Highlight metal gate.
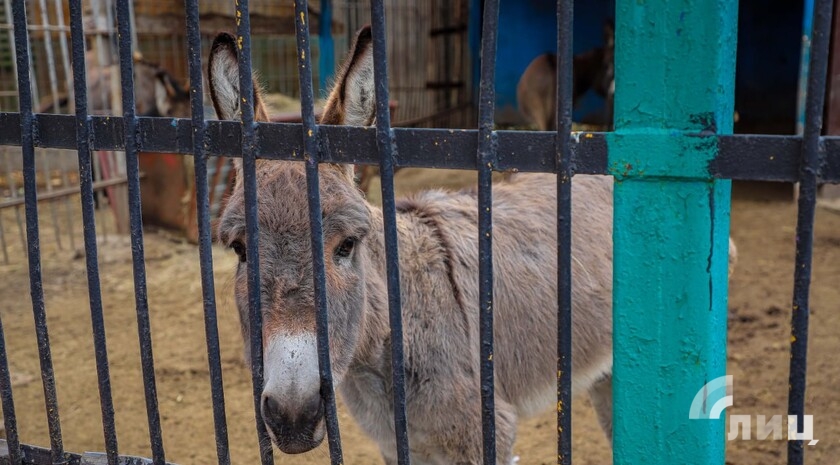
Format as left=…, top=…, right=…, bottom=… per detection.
left=0, top=0, right=838, bottom=464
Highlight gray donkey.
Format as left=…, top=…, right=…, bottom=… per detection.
left=210, top=26, right=733, bottom=464
left=37, top=50, right=191, bottom=118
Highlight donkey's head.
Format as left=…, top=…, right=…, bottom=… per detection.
left=153, top=69, right=191, bottom=118
left=209, top=27, right=377, bottom=454
left=133, top=58, right=192, bottom=118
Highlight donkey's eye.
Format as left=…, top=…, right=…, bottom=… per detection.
left=335, top=237, right=357, bottom=259
left=230, top=240, right=247, bottom=263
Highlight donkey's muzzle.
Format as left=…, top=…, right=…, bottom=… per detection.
left=262, top=392, right=326, bottom=454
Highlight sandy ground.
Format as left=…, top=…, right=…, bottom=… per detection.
left=0, top=170, right=838, bottom=465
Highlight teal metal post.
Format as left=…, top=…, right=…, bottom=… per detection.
left=318, top=0, right=334, bottom=98
left=609, top=1, right=737, bottom=464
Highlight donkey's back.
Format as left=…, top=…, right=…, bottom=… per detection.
left=385, top=173, right=614, bottom=461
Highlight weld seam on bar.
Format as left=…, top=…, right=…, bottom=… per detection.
left=787, top=0, right=833, bottom=463
left=183, top=2, right=231, bottom=465
left=68, top=1, right=119, bottom=464
left=555, top=0, right=575, bottom=463
left=293, top=1, right=345, bottom=461
left=233, top=3, right=274, bottom=465
left=475, top=0, right=500, bottom=463
left=0, top=313, right=22, bottom=465
left=369, top=2, right=410, bottom=463
left=115, top=2, right=165, bottom=464
left=10, top=1, right=66, bottom=463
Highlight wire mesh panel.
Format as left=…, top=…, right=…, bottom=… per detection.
left=0, top=1, right=836, bottom=465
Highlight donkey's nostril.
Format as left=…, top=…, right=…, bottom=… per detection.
left=261, top=394, right=283, bottom=421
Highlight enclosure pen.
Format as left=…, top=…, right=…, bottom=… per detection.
left=474, top=0, right=500, bottom=464
left=368, top=1, right=411, bottom=464
left=183, top=1, right=232, bottom=465
left=9, top=1, right=65, bottom=465
left=231, top=1, right=274, bottom=465
left=69, top=0, right=119, bottom=464
left=788, top=0, right=834, bottom=463
left=291, top=0, right=344, bottom=461
left=0, top=0, right=839, bottom=465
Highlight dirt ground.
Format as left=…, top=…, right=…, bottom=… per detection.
left=0, top=170, right=839, bottom=465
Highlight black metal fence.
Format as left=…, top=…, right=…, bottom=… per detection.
left=0, top=0, right=837, bottom=464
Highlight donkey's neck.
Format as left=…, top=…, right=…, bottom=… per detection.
left=352, top=204, right=417, bottom=371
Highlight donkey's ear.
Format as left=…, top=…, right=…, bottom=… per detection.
left=320, top=25, right=375, bottom=126
left=154, top=72, right=178, bottom=116
left=154, top=76, right=172, bottom=117
left=208, top=32, right=241, bottom=121
left=208, top=32, right=271, bottom=122
left=603, top=20, right=615, bottom=48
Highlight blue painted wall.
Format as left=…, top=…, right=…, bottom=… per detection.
left=478, top=0, right=615, bottom=124
left=735, top=0, right=804, bottom=134
left=472, top=0, right=805, bottom=131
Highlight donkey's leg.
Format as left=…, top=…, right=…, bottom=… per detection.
left=492, top=398, right=519, bottom=465
left=425, top=394, right=518, bottom=464
left=589, top=373, right=613, bottom=445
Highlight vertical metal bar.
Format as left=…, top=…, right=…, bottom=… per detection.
left=788, top=0, right=833, bottom=463
left=9, top=0, right=66, bottom=463
left=0, top=313, right=21, bottom=465
left=127, top=0, right=137, bottom=57
left=368, top=1, right=410, bottom=463
left=2, top=148, right=26, bottom=251
left=49, top=0, right=78, bottom=253
left=233, top=2, right=274, bottom=465
left=88, top=0, right=111, bottom=225
left=0, top=211, right=8, bottom=263
left=40, top=150, right=64, bottom=250
left=293, top=1, right=344, bottom=462
left=555, top=1, right=574, bottom=463
left=53, top=0, right=74, bottom=109
left=68, top=1, right=119, bottom=464
left=184, top=2, right=232, bottom=465
left=36, top=0, right=65, bottom=252
left=610, top=1, right=737, bottom=464
left=37, top=0, right=60, bottom=115
left=475, top=0, right=499, bottom=463
left=114, top=1, right=165, bottom=464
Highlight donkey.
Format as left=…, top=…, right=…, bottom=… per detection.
left=211, top=26, right=735, bottom=464
left=37, top=50, right=191, bottom=118
left=517, top=21, right=615, bottom=131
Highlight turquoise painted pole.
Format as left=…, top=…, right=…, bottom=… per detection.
left=609, top=1, right=737, bottom=464
left=318, top=0, right=334, bottom=98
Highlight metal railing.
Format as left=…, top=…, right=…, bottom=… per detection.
left=0, top=0, right=837, bottom=464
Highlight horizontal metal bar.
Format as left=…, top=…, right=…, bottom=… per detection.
left=0, top=441, right=181, bottom=465
left=0, top=176, right=139, bottom=209
left=1, top=114, right=839, bottom=181
left=0, top=440, right=77, bottom=465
